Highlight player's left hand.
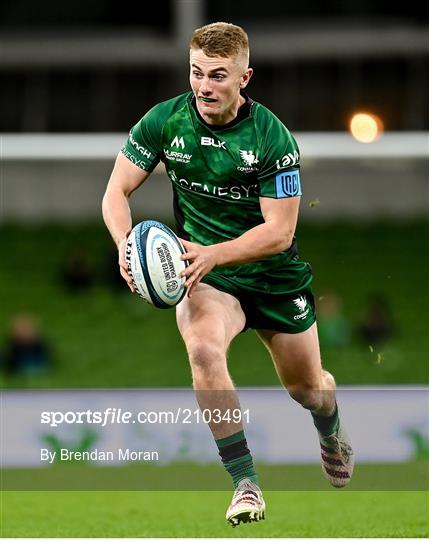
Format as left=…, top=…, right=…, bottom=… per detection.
left=179, top=239, right=219, bottom=297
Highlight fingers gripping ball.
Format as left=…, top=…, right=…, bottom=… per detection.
left=125, top=221, right=188, bottom=308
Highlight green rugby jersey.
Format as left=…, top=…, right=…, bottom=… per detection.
left=122, top=91, right=302, bottom=276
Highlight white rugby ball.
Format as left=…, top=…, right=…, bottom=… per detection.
left=125, top=220, right=188, bottom=308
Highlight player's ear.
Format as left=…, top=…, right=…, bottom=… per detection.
left=240, top=68, right=253, bottom=89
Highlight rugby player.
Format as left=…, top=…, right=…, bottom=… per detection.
left=102, top=22, right=354, bottom=527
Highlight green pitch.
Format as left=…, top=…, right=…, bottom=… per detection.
left=2, top=490, right=427, bottom=537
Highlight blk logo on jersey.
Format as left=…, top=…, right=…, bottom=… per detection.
left=275, top=170, right=302, bottom=198
left=201, top=137, right=226, bottom=149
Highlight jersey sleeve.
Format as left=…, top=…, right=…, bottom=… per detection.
left=121, top=104, right=164, bottom=172
left=256, top=107, right=302, bottom=199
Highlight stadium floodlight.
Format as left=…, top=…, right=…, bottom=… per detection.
left=349, top=112, right=384, bottom=143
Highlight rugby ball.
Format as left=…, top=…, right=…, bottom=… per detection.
left=125, top=220, right=188, bottom=308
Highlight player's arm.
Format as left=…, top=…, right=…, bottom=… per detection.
left=216, top=195, right=299, bottom=264
left=181, top=195, right=300, bottom=296
left=102, top=152, right=151, bottom=291
left=213, top=111, right=302, bottom=264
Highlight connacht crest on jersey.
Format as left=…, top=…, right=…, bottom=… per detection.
left=239, top=150, right=259, bottom=167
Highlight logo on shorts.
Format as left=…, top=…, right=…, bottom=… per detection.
left=293, top=295, right=310, bottom=320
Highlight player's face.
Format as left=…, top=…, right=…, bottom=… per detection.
left=189, top=48, right=253, bottom=125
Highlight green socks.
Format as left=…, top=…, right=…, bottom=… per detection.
left=216, top=430, right=258, bottom=487
left=311, top=402, right=340, bottom=436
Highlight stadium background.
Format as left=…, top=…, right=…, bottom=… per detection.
left=1, top=0, right=428, bottom=537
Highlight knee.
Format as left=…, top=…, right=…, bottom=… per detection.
left=287, top=383, right=324, bottom=411
left=321, top=369, right=336, bottom=391
left=186, top=338, right=225, bottom=379
left=187, top=338, right=223, bottom=366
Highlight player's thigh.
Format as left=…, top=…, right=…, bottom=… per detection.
left=257, top=321, right=324, bottom=387
left=176, top=282, right=246, bottom=354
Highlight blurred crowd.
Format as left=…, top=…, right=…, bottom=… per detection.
left=0, top=245, right=397, bottom=381
left=1, top=313, right=52, bottom=377
left=0, top=246, right=123, bottom=381
left=317, top=290, right=395, bottom=349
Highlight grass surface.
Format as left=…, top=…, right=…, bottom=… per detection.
left=2, top=490, right=428, bottom=537
left=3, top=462, right=428, bottom=491
left=0, top=220, right=428, bottom=387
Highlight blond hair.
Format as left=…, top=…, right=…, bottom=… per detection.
left=190, top=22, right=249, bottom=62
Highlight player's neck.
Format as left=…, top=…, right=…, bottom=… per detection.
left=197, top=94, right=246, bottom=126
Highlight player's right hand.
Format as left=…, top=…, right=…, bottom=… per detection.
left=118, top=233, right=135, bottom=293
